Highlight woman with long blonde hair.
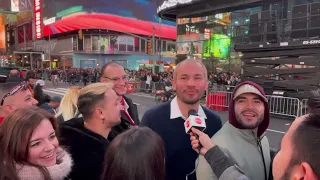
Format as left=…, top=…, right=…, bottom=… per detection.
left=55, top=86, right=82, bottom=122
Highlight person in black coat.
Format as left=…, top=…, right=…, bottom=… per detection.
left=59, top=83, right=122, bottom=180
left=6, top=69, right=24, bottom=83
left=100, top=62, right=140, bottom=140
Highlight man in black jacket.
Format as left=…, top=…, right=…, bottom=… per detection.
left=100, top=62, right=139, bottom=140
left=6, top=69, right=24, bottom=83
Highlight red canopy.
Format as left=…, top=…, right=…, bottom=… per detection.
left=43, top=13, right=176, bottom=40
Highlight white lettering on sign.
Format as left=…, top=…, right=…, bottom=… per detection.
left=204, top=28, right=211, bottom=40
left=302, top=40, right=320, bottom=45
left=43, top=17, right=56, bottom=25
left=34, top=0, right=42, bottom=39
left=157, top=0, right=193, bottom=13
left=186, top=24, right=199, bottom=33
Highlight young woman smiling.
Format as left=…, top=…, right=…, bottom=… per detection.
left=0, top=107, right=72, bottom=180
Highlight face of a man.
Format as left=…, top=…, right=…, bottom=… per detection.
left=272, top=118, right=303, bottom=180
left=172, top=62, right=208, bottom=105
left=51, top=102, right=60, bottom=109
left=101, top=89, right=122, bottom=126
left=101, top=66, right=128, bottom=96
left=28, top=78, right=36, bottom=86
left=234, top=93, right=265, bottom=129
left=5, top=89, right=38, bottom=113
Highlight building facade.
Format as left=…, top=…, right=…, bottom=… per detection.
left=2, top=0, right=177, bottom=71
left=158, top=0, right=320, bottom=72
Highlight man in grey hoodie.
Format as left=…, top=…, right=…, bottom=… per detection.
left=190, top=113, right=320, bottom=180
left=197, top=81, right=271, bottom=180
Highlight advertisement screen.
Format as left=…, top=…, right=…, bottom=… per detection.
left=203, top=34, right=231, bottom=58
left=42, top=0, right=175, bottom=26
left=0, top=15, right=5, bottom=52
left=177, top=34, right=202, bottom=55
left=11, top=0, right=33, bottom=12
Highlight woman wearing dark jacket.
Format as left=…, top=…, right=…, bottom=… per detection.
left=190, top=128, right=250, bottom=180
left=34, top=80, right=50, bottom=106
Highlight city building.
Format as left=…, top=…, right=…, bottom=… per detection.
left=38, top=13, right=176, bottom=70
left=1, top=0, right=177, bottom=71
left=158, top=0, right=320, bottom=98
left=157, top=0, right=320, bottom=72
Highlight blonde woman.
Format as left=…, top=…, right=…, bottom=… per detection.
left=55, top=86, right=82, bottom=122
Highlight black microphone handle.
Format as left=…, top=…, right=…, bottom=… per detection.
left=194, top=134, right=203, bottom=153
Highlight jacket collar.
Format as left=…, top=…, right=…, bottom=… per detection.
left=170, top=96, right=207, bottom=120
left=226, top=122, right=263, bottom=143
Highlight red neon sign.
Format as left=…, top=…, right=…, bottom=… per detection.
left=34, top=0, right=42, bottom=39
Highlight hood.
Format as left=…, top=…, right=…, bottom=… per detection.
left=229, top=81, right=270, bottom=137
left=59, top=117, right=109, bottom=151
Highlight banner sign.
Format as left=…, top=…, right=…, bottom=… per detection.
left=34, top=0, right=42, bottom=39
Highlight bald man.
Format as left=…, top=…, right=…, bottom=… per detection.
left=100, top=62, right=139, bottom=140
left=141, top=59, right=222, bottom=180
left=6, top=69, right=24, bottom=83
left=0, top=82, right=38, bottom=123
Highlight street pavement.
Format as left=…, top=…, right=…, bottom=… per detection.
left=43, top=81, right=293, bottom=150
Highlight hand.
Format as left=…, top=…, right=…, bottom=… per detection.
left=190, top=128, right=215, bottom=155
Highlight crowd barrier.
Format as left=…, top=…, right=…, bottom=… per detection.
left=206, top=90, right=309, bottom=118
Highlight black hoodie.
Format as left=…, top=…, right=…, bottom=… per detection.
left=59, top=117, right=110, bottom=180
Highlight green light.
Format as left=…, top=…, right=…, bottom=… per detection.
left=56, top=6, right=83, bottom=18
left=203, top=34, right=231, bottom=58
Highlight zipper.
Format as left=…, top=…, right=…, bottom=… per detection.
left=252, top=131, right=267, bottom=180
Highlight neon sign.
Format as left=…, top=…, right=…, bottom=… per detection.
left=34, top=0, right=42, bottom=39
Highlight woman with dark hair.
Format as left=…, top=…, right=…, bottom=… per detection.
left=34, top=80, right=50, bottom=106
left=101, top=126, right=166, bottom=180
left=0, top=107, right=72, bottom=180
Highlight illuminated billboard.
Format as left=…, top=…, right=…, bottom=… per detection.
left=0, top=14, right=5, bottom=52
left=11, top=0, right=33, bottom=12
left=34, top=0, right=42, bottom=39
left=41, top=0, right=175, bottom=26
left=203, top=34, right=231, bottom=58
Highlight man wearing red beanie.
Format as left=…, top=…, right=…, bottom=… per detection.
left=197, top=81, right=271, bottom=180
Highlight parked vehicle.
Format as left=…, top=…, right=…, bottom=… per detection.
left=0, top=67, right=20, bottom=83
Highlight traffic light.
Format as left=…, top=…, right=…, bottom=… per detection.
left=78, top=29, right=83, bottom=40
left=147, top=39, right=153, bottom=55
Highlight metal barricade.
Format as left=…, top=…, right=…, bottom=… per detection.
left=206, top=91, right=233, bottom=110
left=300, top=99, right=308, bottom=116
left=266, top=95, right=301, bottom=118
left=206, top=90, right=302, bottom=118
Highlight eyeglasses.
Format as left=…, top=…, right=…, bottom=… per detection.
left=1, top=81, right=28, bottom=106
left=103, top=74, right=129, bottom=82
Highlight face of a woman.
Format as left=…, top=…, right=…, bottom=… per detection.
left=27, top=119, right=59, bottom=167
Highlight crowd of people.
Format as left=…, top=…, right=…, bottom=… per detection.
left=0, top=59, right=319, bottom=180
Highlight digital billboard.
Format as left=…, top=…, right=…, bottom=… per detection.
left=203, top=34, right=231, bottom=58
left=0, top=14, right=5, bottom=52
left=42, top=0, right=175, bottom=26
left=11, top=0, right=33, bottom=12
left=34, top=0, right=43, bottom=39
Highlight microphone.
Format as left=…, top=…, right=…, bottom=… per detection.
left=184, top=109, right=206, bottom=152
